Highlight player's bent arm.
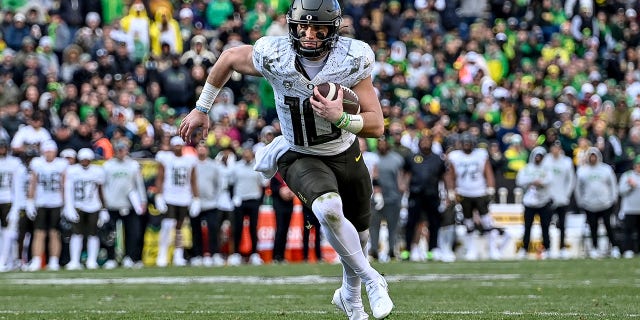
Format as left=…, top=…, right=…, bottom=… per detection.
left=483, top=160, right=495, bottom=189
left=28, top=171, right=36, bottom=199
left=190, top=167, right=199, bottom=198
left=445, top=163, right=457, bottom=200
left=352, top=76, right=384, bottom=138
left=205, top=45, right=261, bottom=87
left=155, top=163, right=165, bottom=194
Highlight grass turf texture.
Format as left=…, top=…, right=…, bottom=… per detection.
left=0, top=259, right=638, bottom=319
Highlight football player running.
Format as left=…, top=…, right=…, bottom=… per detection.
left=179, top=0, right=393, bottom=318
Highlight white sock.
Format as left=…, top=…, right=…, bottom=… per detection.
left=158, top=219, right=177, bottom=264
left=87, top=236, right=100, bottom=265
left=438, top=225, right=455, bottom=253
left=69, top=234, right=83, bottom=265
left=341, top=230, right=370, bottom=300
left=173, top=247, right=184, bottom=262
left=0, top=228, right=17, bottom=266
left=48, top=256, right=59, bottom=267
left=312, top=193, right=378, bottom=283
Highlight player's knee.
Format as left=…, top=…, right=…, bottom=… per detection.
left=311, top=192, right=344, bottom=226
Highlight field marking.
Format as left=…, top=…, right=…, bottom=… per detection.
left=4, top=274, right=520, bottom=285
left=0, top=309, right=638, bottom=317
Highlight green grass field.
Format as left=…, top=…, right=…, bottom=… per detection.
left=0, top=259, right=639, bottom=320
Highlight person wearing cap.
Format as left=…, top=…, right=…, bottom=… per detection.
left=154, top=136, right=199, bottom=267
left=541, top=140, right=576, bottom=259
left=24, top=140, right=68, bottom=271
left=10, top=111, right=52, bottom=156
left=4, top=12, right=30, bottom=51
left=102, top=140, right=147, bottom=269
left=63, top=148, right=109, bottom=270
left=575, top=147, right=620, bottom=259
left=618, top=155, right=640, bottom=259
left=0, top=138, right=27, bottom=271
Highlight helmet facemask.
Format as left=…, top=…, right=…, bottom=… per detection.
left=287, top=0, right=342, bottom=59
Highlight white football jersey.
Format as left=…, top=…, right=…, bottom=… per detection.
left=448, top=148, right=489, bottom=198
left=252, top=36, right=375, bottom=155
left=30, top=157, right=68, bottom=207
left=157, top=153, right=197, bottom=206
left=65, top=164, right=105, bottom=212
left=0, top=155, right=26, bottom=204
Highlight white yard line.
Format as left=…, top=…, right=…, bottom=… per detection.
left=0, top=310, right=638, bottom=317
left=5, top=274, right=520, bottom=285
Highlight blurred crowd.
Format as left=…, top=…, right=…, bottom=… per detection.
left=1, top=0, right=640, bottom=268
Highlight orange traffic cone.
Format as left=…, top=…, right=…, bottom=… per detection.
left=257, top=203, right=276, bottom=264
left=285, top=197, right=304, bottom=262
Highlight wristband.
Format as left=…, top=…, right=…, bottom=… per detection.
left=195, top=105, right=209, bottom=114
left=195, top=82, right=221, bottom=113
left=340, top=114, right=363, bottom=134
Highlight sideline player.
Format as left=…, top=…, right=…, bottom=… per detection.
left=446, top=132, right=499, bottom=260
left=179, top=1, right=393, bottom=318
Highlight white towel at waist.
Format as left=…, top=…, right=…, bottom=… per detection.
left=253, top=135, right=291, bottom=179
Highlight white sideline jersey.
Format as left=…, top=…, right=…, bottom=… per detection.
left=448, top=148, right=489, bottom=198
left=30, top=157, right=68, bottom=208
left=252, top=36, right=375, bottom=155
left=157, top=153, right=197, bottom=206
left=102, top=158, right=146, bottom=210
left=0, top=155, right=26, bottom=204
left=65, top=164, right=105, bottom=213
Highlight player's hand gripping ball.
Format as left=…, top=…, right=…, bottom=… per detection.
left=315, top=82, right=360, bottom=114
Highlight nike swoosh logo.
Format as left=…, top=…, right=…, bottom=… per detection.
left=355, top=152, right=362, bottom=162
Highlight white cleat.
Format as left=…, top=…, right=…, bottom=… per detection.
left=85, top=261, right=99, bottom=270
left=173, top=257, right=188, bottom=267
left=190, top=256, right=203, bottom=267
left=249, top=253, right=263, bottom=266
left=365, top=276, right=393, bottom=319
left=212, top=253, right=226, bottom=267
left=103, top=260, right=118, bottom=270
left=65, top=261, right=83, bottom=271
left=610, top=246, right=621, bottom=259
left=122, top=257, right=135, bottom=269
left=46, top=262, right=60, bottom=271
left=227, top=253, right=242, bottom=266
left=332, top=288, right=369, bottom=320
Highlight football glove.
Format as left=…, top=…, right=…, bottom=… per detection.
left=25, top=199, right=37, bottom=221
left=155, top=194, right=168, bottom=213
left=63, top=205, right=79, bottom=223
left=373, top=192, right=384, bottom=211
left=97, top=209, right=110, bottom=228
left=7, top=205, right=19, bottom=226
left=189, top=198, right=201, bottom=218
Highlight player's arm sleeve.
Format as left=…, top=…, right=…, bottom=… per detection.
left=12, top=164, right=26, bottom=208
left=134, top=163, right=146, bottom=203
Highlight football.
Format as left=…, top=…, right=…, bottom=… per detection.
left=315, top=82, right=360, bottom=114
